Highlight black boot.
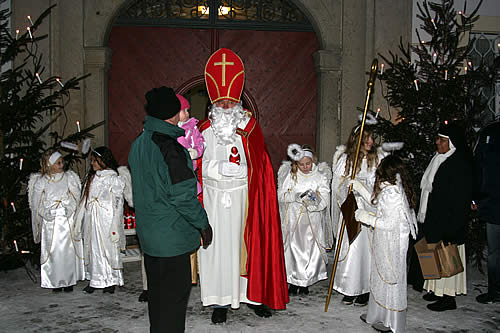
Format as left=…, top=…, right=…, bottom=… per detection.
left=211, top=308, right=228, bottom=324
left=427, top=295, right=456, bottom=311
left=138, top=290, right=148, bottom=302
left=298, top=286, right=309, bottom=295
left=354, top=293, right=369, bottom=306
left=247, top=304, right=272, bottom=318
left=342, top=295, right=355, bottom=305
left=83, top=285, right=95, bottom=294
left=103, top=286, right=115, bottom=294
left=63, top=286, right=73, bottom=292
left=423, top=291, right=440, bottom=302
left=52, top=288, right=62, bottom=293
left=288, top=284, right=298, bottom=295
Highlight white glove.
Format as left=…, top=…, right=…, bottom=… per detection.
left=110, top=230, right=120, bottom=243
left=348, top=179, right=372, bottom=202
left=50, top=207, right=66, bottom=217
left=218, top=161, right=247, bottom=178
left=188, top=148, right=198, bottom=160
left=355, top=209, right=376, bottom=226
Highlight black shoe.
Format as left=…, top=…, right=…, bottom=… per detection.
left=288, top=284, right=298, bottom=295
left=63, top=286, right=73, bottom=292
left=211, top=308, right=228, bottom=324
left=427, top=295, right=456, bottom=312
left=476, top=293, right=500, bottom=304
left=247, top=304, right=272, bottom=318
left=360, top=313, right=367, bottom=323
left=372, top=322, right=392, bottom=332
left=423, top=291, right=440, bottom=302
left=138, top=290, right=148, bottom=302
left=52, top=288, right=62, bottom=293
left=103, top=286, right=115, bottom=294
left=298, top=287, right=309, bottom=295
left=83, top=285, right=95, bottom=294
left=354, top=293, right=369, bottom=306
left=342, top=295, right=355, bottom=305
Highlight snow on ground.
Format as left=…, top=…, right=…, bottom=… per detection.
left=0, top=258, right=498, bottom=332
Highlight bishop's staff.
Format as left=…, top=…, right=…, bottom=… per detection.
left=325, top=58, right=378, bottom=312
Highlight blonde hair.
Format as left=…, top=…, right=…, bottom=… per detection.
left=344, top=125, right=378, bottom=176
left=291, top=144, right=317, bottom=181
left=39, top=149, right=62, bottom=176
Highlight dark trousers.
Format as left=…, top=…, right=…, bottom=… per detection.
left=487, top=223, right=500, bottom=297
left=144, top=252, right=192, bottom=333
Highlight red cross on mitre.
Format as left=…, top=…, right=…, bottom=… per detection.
left=204, top=48, right=245, bottom=104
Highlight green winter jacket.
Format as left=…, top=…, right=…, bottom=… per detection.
left=128, top=115, right=209, bottom=257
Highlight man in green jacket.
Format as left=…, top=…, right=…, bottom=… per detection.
left=128, top=86, right=212, bottom=333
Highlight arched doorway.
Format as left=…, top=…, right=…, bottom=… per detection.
left=107, top=1, right=319, bottom=170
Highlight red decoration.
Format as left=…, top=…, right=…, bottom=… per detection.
left=229, top=146, right=241, bottom=165
left=204, top=48, right=245, bottom=103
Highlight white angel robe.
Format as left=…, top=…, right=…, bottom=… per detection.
left=363, top=182, right=418, bottom=333
left=28, top=170, right=84, bottom=289
left=331, top=146, right=386, bottom=296
left=277, top=162, right=333, bottom=287
left=81, top=169, right=125, bottom=288
left=197, top=124, right=257, bottom=308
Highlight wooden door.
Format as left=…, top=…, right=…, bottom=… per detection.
left=108, top=26, right=318, bottom=171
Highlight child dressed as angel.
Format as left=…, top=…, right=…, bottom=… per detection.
left=277, top=144, right=332, bottom=296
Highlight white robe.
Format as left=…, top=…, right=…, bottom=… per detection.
left=80, top=169, right=125, bottom=288
left=363, top=183, right=417, bottom=333
left=277, top=162, right=332, bottom=287
left=198, top=124, right=258, bottom=308
left=28, top=171, right=84, bottom=288
left=331, top=147, right=385, bottom=296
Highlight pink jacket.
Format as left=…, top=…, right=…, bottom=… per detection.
left=177, top=117, right=205, bottom=195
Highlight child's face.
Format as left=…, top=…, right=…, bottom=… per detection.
left=50, top=158, right=64, bottom=174
left=297, top=157, right=313, bottom=174
left=90, top=155, right=104, bottom=171
left=179, top=108, right=190, bottom=122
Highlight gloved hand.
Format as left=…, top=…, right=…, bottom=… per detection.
left=219, top=161, right=247, bottom=178
left=200, top=224, right=213, bottom=249
left=110, top=230, right=120, bottom=243
left=355, top=209, right=376, bottom=226
left=50, top=207, right=66, bottom=217
left=188, top=148, right=198, bottom=160
left=348, top=179, right=371, bottom=202
left=63, top=204, right=74, bottom=218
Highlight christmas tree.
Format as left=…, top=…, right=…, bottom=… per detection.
left=375, top=0, right=498, bottom=269
left=0, top=3, right=99, bottom=270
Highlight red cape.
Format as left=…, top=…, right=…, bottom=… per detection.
left=197, top=117, right=289, bottom=310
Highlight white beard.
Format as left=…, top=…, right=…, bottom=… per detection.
left=209, top=103, right=247, bottom=145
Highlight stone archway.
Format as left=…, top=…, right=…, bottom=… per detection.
left=82, top=0, right=342, bottom=162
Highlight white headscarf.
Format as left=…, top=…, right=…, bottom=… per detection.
left=417, top=135, right=456, bottom=222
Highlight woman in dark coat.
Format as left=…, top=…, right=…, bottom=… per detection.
left=417, top=121, right=473, bottom=312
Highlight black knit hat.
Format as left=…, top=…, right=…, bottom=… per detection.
left=438, top=121, right=466, bottom=150
left=145, top=86, right=181, bottom=120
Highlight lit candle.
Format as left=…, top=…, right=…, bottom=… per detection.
left=35, top=72, right=42, bottom=84
left=76, top=121, right=81, bottom=132
left=431, top=18, right=437, bottom=29
left=444, top=70, right=448, bottom=80
left=414, top=79, right=419, bottom=91
left=14, top=240, right=19, bottom=252
left=376, top=108, right=381, bottom=118
left=433, top=52, right=437, bottom=61
left=27, top=26, right=32, bottom=39
left=458, top=10, right=462, bottom=15
left=11, top=202, right=16, bottom=213
left=21, top=250, right=31, bottom=254
left=464, top=66, right=468, bottom=73
left=56, top=78, right=64, bottom=87
left=27, top=15, right=33, bottom=25
left=379, top=64, right=384, bottom=75
left=15, top=29, right=19, bottom=40
left=19, top=158, right=23, bottom=170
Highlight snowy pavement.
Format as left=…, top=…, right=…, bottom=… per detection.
left=0, top=258, right=499, bottom=332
